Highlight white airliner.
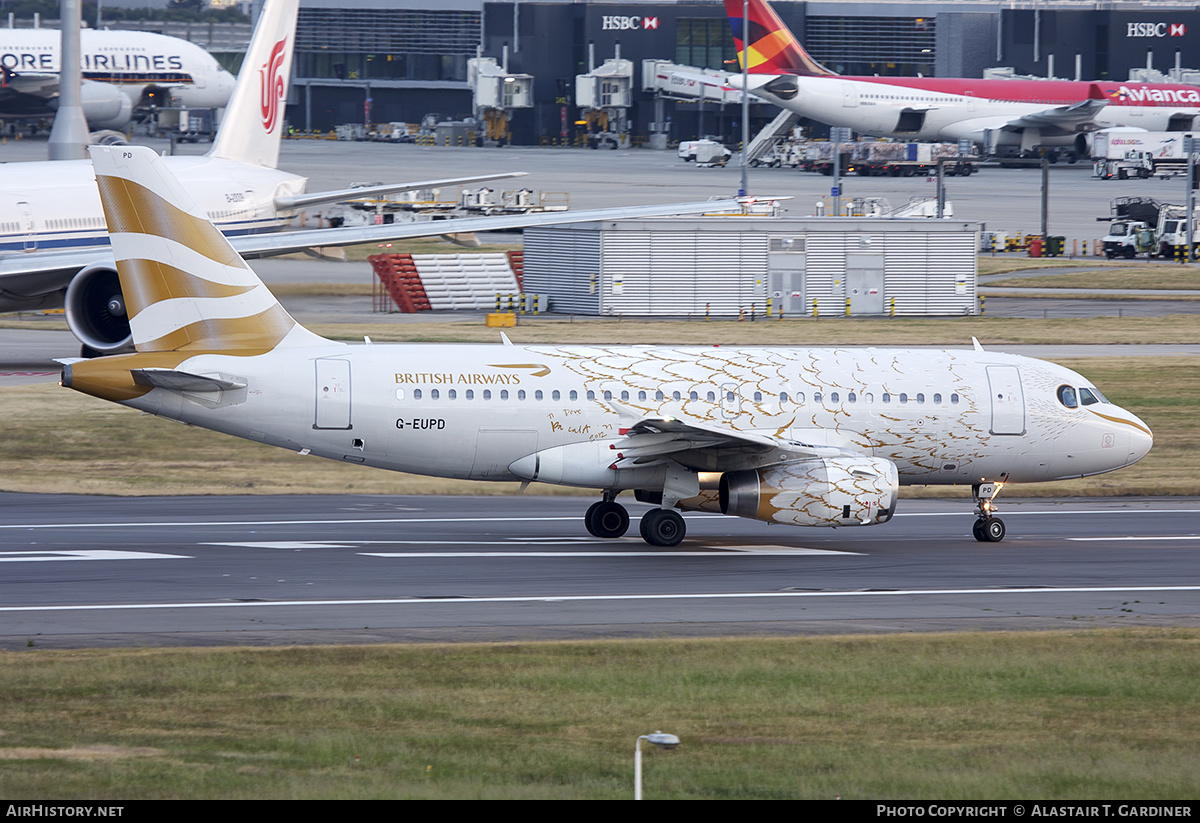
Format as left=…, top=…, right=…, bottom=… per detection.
left=62, top=143, right=1154, bottom=546
left=713, top=0, right=1200, bottom=154
left=0, top=25, right=235, bottom=128
left=0, top=0, right=737, bottom=356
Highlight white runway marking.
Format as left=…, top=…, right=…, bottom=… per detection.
left=0, top=550, right=189, bottom=563
left=2, top=585, right=1197, bottom=613
left=205, top=540, right=861, bottom=556
left=4, top=509, right=1200, bottom=531
left=1068, top=536, right=1200, bottom=542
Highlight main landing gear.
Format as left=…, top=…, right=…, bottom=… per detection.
left=972, top=480, right=1007, bottom=543
left=584, top=496, right=687, bottom=547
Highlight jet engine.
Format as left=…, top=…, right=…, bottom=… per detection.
left=78, top=81, right=135, bottom=130
left=64, top=263, right=133, bottom=355
left=719, top=456, right=898, bottom=527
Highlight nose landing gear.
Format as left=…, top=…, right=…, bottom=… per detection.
left=972, top=480, right=1007, bottom=543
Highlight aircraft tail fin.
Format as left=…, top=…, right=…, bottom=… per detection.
left=208, top=0, right=300, bottom=169
left=88, top=144, right=324, bottom=354
left=724, top=0, right=836, bottom=77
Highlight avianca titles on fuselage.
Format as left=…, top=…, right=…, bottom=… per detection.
left=725, top=0, right=1200, bottom=150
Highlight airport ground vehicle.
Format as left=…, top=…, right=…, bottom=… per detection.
left=1092, top=130, right=1188, bottom=179
left=1100, top=196, right=1200, bottom=258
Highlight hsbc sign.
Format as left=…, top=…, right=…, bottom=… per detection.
left=601, top=16, right=660, bottom=31
left=1126, top=22, right=1187, bottom=37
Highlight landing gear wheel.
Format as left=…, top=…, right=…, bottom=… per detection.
left=585, top=501, right=629, bottom=538
left=973, top=517, right=1006, bottom=543
left=639, top=509, right=686, bottom=547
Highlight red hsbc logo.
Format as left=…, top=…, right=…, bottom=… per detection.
left=1126, top=22, right=1187, bottom=37
left=601, top=16, right=659, bottom=31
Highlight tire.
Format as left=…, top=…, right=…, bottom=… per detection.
left=639, top=509, right=686, bottom=547
left=983, top=518, right=1006, bottom=543
left=1124, top=246, right=1136, bottom=259
left=585, top=501, right=629, bottom=539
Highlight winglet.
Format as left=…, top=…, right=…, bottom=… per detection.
left=1088, top=82, right=1108, bottom=101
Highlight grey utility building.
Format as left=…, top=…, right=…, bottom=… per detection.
left=523, top=217, right=980, bottom=318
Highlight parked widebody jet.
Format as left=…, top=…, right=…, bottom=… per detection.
left=1, top=0, right=736, bottom=356
left=0, top=25, right=235, bottom=128
left=719, top=0, right=1200, bottom=154
left=62, top=143, right=1154, bottom=546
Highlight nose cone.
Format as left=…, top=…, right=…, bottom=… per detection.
left=1126, top=412, right=1153, bottom=466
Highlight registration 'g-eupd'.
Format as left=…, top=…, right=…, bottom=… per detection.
left=63, top=147, right=1153, bottom=547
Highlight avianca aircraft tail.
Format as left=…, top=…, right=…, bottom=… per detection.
left=208, top=0, right=299, bottom=169
left=724, top=0, right=835, bottom=76
left=88, top=145, right=325, bottom=356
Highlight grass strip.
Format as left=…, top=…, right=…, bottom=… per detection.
left=0, top=631, right=1197, bottom=799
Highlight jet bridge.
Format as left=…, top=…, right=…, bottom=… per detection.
left=576, top=54, right=634, bottom=149
left=468, top=56, right=533, bottom=146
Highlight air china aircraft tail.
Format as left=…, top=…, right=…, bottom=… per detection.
left=208, top=0, right=299, bottom=170
left=724, top=0, right=835, bottom=76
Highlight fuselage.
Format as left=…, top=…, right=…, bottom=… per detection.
left=70, top=342, right=1153, bottom=491
left=746, top=74, right=1200, bottom=148
left=0, top=28, right=235, bottom=109
left=0, top=155, right=305, bottom=254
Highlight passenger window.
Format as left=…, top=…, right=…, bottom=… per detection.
left=586, top=390, right=595, bottom=400
left=882, top=393, right=890, bottom=403
left=570, top=390, right=578, bottom=401
left=448, top=389, right=456, bottom=400
left=830, top=392, right=839, bottom=403
left=706, top=391, right=716, bottom=402
left=395, top=389, right=405, bottom=400
left=483, top=390, right=492, bottom=400
left=535, top=390, right=543, bottom=400
left=753, top=391, right=763, bottom=402
left=552, top=390, right=560, bottom=401
left=933, top=393, right=942, bottom=404
left=672, top=391, right=682, bottom=401
left=848, top=392, right=856, bottom=403
left=620, top=391, right=629, bottom=401
left=951, top=393, right=960, bottom=404
left=689, top=391, right=698, bottom=401
left=1057, top=385, right=1078, bottom=408
left=518, top=390, right=526, bottom=400
left=500, top=390, right=509, bottom=400
left=413, top=389, right=422, bottom=400
left=430, top=389, right=439, bottom=400
left=814, top=392, right=822, bottom=403
left=466, top=389, right=474, bottom=400
left=655, top=391, right=664, bottom=401
left=780, top=391, right=789, bottom=403
left=604, top=390, right=612, bottom=401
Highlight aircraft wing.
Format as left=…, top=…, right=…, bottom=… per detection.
left=273, top=172, right=529, bottom=211
left=230, top=198, right=745, bottom=259
left=999, top=87, right=1109, bottom=134
left=605, top=400, right=858, bottom=473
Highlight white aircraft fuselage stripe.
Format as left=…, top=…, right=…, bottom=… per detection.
left=2, top=585, right=1198, bottom=613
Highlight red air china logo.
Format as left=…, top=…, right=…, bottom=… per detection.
left=1126, top=22, right=1187, bottom=37
left=601, top=16, right=659, bottom=31
left=259, top=37, right=287, bottom=133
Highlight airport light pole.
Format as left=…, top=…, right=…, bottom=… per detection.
left=739, top=0, right=749, bottom=197
left=1186, top=134, right=1195, bottom=261
left=634, top=731, right=680, bottom=800
left=47, top=0, right=90, bottom=160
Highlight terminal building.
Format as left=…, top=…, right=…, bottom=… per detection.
left=285, top=0, right=1200, bottom=142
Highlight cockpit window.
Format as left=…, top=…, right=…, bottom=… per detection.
left=1079, top=387, right=1102, bottom=406
left=1089, top=386, right=1109, bottom=404
left=1057, top=385, right=1078, bottom=408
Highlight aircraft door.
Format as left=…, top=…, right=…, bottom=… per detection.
left=986, top=365, right=1025, bottom=436
left=841, top=82, right=859, bottom=108
left=17, top=201, right=35, bottom=251
left=314, top=358, right=352, bottom=430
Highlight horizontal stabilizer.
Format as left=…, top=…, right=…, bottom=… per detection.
left=131, top=368, right=247, bottom=393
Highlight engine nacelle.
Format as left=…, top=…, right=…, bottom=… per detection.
left=79, top=82, right=134, bottom=130
left=719, top=457, right=898, bottom=527
left=64, top=263, right=134, bottom=355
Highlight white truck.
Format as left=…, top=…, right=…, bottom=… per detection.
left=1092, top=130, right=1188, bottom=179
left=1099, top=197, right=1200, bottom=258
